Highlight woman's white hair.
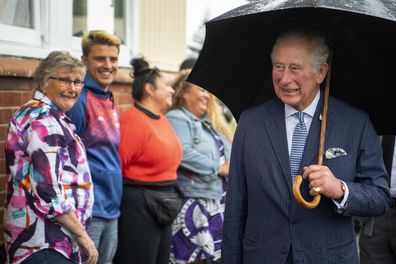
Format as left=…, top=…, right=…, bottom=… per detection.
left=34, top=50, right=85, bottom=91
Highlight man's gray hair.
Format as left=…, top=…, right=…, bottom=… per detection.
left=271, top=29, right=330, bottom=72
left=34, top=51, right=85, bottom=91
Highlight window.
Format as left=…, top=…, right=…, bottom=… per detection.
left=0, top=0, right=133, bottom=66
left=73, top=0, right=87, bottom=37
left=0, top=0, right=40, bottom=45
left=114, top=0, right=126, bottom=44
left=72, top=0, right=126, bottom=42
left=71, top=0, right=132, bottom=65
left=0, top=0, right=33, bottom=28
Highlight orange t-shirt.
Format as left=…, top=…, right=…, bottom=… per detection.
left=119, top=104, right=182, bottom=182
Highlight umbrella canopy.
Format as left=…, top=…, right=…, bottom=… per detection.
left=188, top=0, right=396, bottom=135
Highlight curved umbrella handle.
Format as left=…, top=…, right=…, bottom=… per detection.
left=292, top=55, right=332, bottom=209
left=292, top=175, right=321, bottom=209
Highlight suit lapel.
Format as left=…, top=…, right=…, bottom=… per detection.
left=265, top=99, right=293, bottom=193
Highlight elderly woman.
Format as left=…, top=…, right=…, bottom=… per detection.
left=167, top=73, right=232, bottom=264
left=4, top=51, right=97, bottom=264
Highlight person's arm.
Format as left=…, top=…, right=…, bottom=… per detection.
left=342, top=115, right=391, bottom=216
left=167, top=115, right=221, bottom=175
left=221, top=114, right=248, bottom=264
left=26, top=117, right=75, bottom=218
left=55, top=212, right=98, bottom=264
left=27, top=115, right=96, bottom=262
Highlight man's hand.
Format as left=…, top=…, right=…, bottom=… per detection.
left=303, top=164, right=345, bottom=199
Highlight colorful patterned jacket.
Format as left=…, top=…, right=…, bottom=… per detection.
left=4, top=90, right=94, bottom=263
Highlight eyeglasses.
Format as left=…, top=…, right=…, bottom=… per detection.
left=143, top=67, right=159, bottom=84
left=49, top=77, right=84, bottom=88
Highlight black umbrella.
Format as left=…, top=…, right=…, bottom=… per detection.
left=187, top=0, right=396, bottom=208
left=188, top=0, right=396, bottom=135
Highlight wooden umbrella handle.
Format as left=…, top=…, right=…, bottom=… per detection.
left=292, top=56, right=332, bottom=209
left=293, top=175, right=321, bottom=209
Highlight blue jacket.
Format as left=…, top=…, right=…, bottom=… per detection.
left=167, top=108, right=231, bottom=200
left=66, top=75, right=122, bottom=219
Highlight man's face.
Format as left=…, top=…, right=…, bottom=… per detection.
left=82, top=44, right=119, bottom=90
left=272, top=38, right=328, bottom=111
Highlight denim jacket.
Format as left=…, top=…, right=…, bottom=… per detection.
left=167, top=108, right=231, bottom=199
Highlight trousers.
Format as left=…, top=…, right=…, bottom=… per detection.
left=359, top=206, right=396, bottom=264
left=21, top=249, right=74, bottom=264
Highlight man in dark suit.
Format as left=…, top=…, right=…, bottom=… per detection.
left=221, top=29, right=391, bottom=264
left=359, top=135, right=396, bottom=264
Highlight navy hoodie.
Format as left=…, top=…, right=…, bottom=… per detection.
left=67, top=75, right=122, bottom=219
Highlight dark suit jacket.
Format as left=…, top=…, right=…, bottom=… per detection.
left=221, top=93, right=391, bottom=264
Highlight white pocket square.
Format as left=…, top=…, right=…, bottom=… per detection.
left=324, top=147, right=347, bottom=159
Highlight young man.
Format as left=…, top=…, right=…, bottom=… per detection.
left=67, top=30, right=122, bottom=264
left=221, top=29, right=391, bottom=264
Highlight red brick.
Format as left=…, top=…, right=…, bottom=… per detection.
left=111, top=83, right=133, bottom=93
left=21, top=90, right=34, bottom=102
left=0, top=108, right=17, bottom=124
left=0, top=124, right=7, bottom=142
left=0, top=159, right=5, bottom=175
left=0, top=92, right=24, bottom=107
left=0, top=223, right=3, bottom=242
left=0, top=142, right=4, bottom=159
left=0, top=176, right=6, bottom=192
left=114, top=92, right=133, bottom=106
left=0, top=192, right=5, bottom=208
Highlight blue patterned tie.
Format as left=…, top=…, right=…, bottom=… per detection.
left=290, top=112, right=308, bottom=180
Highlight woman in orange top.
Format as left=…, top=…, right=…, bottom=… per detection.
left=115, top=57, right=182, bottom=264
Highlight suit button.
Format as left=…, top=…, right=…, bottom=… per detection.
left=281, top=247, right=288, bottom=254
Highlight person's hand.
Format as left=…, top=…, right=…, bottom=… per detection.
left=75, top=231, right=98, bottom=264
left=302, top=164, right=345, bottom=199
left=218, top=161, right=230, bottom=176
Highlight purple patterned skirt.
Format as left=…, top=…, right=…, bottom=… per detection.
left=170, top=178, right=227, bottom=263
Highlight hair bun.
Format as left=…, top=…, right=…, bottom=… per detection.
left=130, top=57, right=149, bottom=76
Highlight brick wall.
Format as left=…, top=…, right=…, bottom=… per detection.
left=0, top=56, right=134, bottom=245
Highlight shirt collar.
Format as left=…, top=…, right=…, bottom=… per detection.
left=32, top=90, right=66, bottom=117
left=33, top=89, right=52, bottom=106
left=135, top=102, right=160, bottom=120
left=285, top=89, right=320, bottom=119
